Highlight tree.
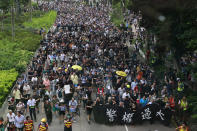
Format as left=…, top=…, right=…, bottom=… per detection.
left=0, top=0, right=10, bottom=31
left=132, top=0, right=197, bottom=67
left=112, top=0, right=197, bottom=70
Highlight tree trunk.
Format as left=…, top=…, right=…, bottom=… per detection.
left=15, top=0, right=21, bottom=17
left=11, top=5, right=15, bottom=41
left=30, top=0, right=32, bottom=21
left=1, top=10, right=4, bottom=32
left=172, top=54, right=181, bottom=72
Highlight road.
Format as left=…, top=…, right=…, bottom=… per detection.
left=32, top=105, right=174, bottom=131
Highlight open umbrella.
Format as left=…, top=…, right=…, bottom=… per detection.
left=71, top=65, right=82, bottom=71
left=116, top=71, right=127, bottom=77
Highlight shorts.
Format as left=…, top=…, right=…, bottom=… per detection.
left=86, top=108, right=92, bottom=115
left=81, top=83, right=87, bottom=87
left=59, top=111, right=65, bottom=115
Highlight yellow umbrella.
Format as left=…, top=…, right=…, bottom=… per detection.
left=71, top=65, right=82, bottom=71
left=116, top=71, right=127, bottom=77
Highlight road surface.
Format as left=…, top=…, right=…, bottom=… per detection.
left=33, top=105, right=174, bottom=131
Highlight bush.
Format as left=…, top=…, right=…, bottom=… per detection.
left=0, top=39, right=33, bottom=72
left=0, top=10, right=57, bottom=106
left=0, top=69, right=18, bottom=107
left=23, top=11, right=57, bottom=31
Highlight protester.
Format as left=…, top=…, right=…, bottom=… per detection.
left=69, top=98, right=78, bottom=122
left=14, top=111, right=25, bottom=131
left=176, top=122, right=190, bottom=131
left=44, top=100, right=53, bottom=125
left=86, top=98, right=93, bottom=124
left=64, top=114, right=72, bottom=131
left=27, top=96, right=37, bottom=122
left=16, top=101, right=25, bottom=115
left=7, top=110, right=15, bottom=131
left=0, top=117, right=4, bottom=131
left=178, top=96, right=188, bottom=121
left=37, top=118, right=48, bottom=131
left=12, top=87, right=21, bottom=104
left=24, top=116, right=34, bottom=131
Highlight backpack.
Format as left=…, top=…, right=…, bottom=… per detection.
left=58, top=89, right=62, bottom=98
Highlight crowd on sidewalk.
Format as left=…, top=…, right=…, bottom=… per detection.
left=0, top=0, right=191, bottom=131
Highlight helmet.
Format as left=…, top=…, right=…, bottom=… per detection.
left=41, top=118, right=47, bottom=123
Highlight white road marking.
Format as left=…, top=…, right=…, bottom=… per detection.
left=125, top=124, right=129, bottom=131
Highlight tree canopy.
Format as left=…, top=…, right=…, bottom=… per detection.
left=112, top=0, right=197, bottom=65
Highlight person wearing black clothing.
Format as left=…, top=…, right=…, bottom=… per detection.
left=86, top=87, right=92, bottom=100
left=131, top=103, right=137, bottom=125
left=124, top=96, right=130, bottom=109
left=32, top=91, right=40, bottom=113
left=86, top=98, right=93, bottom=124
left=94, top=97, right=103, bottom=107
left=44, top=100, right=52, bottom=125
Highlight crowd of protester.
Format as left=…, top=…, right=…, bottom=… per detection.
left=0, top=0, right=192, bottom=131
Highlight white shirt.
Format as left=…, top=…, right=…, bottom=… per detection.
left=31, top=77, right=38, bottom=82
left=60, top=54, right=65, bottom=61
left=23, top=85, right=31, bottom=95
left=7, top=113, right=15, bottom=122
left=15, top=115, right=25, bottom=128
left=140, top=79, right=147, bottom=85
left=118, top=88, right=125, bottom=97
left=122, top=92, right=131, bottom=99
left=27, top=99, right=36, bottom=107
left=16, top=103, right=25, bottom=111
left=131, top=81, right=138, bottom=90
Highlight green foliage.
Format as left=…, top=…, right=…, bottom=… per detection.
left=187, top=90, right=197, bottom=123
left=0, top=0, right=10, bottom=11
left=0, top=69, right=18, bottom=107
left=0, top=10, right=57, bottom=106
left=23, top=11, right=57, bottom=31
left=0, top=39, right=34, bottom=73
left=110, top=2, right=124, bottom=27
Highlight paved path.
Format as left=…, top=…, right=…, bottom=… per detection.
left=31, top=103, right=174, bottom=131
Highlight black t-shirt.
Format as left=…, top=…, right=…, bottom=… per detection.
left=124, top=99, right=130, bottom=109
left=86, top=100, right=93, bottom=109
left=86, top=90, right=92, bottom=99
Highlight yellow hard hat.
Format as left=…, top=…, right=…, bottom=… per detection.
left=41, top=118, right=47, bottom=123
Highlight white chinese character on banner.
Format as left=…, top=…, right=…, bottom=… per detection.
left=141, top=108, right=151, bottom=120
left=122, top=112, right=134, bottom=123
left=106, top=108, right=117, bottom=122
left=156, top=109, right=165, bottom=120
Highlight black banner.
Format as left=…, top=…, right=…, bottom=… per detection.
left=93, top=104, right=172, bottom=125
